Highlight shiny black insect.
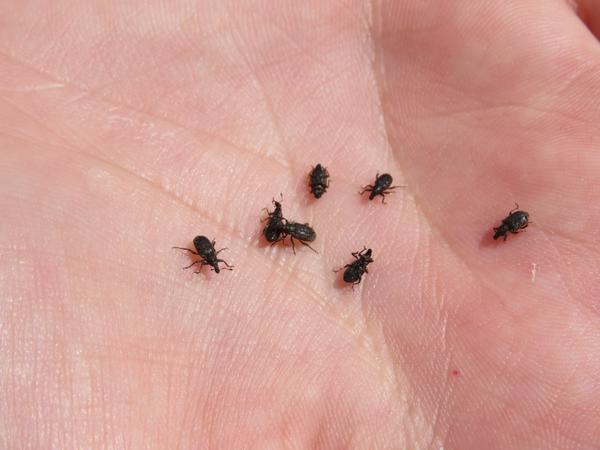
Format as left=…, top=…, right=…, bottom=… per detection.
left=278, top=221, right=317, bottom=253
left=308, top=163, right=330, bottom=198
left=262, top=197, right=285, bottom=243
left=493, top=204, right=530, bottom=241
left=359, top=173, right=401, bottom=203
left=335, top=248, right=374, bottom=286
left=172, top=236, right=233, bottom=274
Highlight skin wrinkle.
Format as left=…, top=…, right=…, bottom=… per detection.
left=69, top=146, right=246, bottom=239
left=542, top=225, right=600, bottom=256
left=539, top=232, right=600, bottom=317
left=0, top=49, right=292, bottom=173
left=416, top=101, right=595, bottom=125
left=546, top=357, right=582, bottom=420
left=0, top=83, right=65, bottom=93
left=37, top=15, right=81, bottom=67
left=270, top=265, right=398, bottom=378
left=224, top=3, right=289, bottom=159
left=0, top=96, right=73, bottom=147
left=78, top=25, right=227, bottom=102
left=427, top=361, right=453, bottom=450
left=264, top=19, right=335, bottom=74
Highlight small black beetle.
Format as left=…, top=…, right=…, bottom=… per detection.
left=493, top=204, right=530, bottom=241
left=173, top=236, right=233, bottom=274
left=262, top=197, right=285, bottom=243
left=335, top=248, right=374, bottom=286
left=359, top=173, right=401, bottom=203
left=308, top=164, right=330, bottom=198
left=279, top=221, right=317, bottom=253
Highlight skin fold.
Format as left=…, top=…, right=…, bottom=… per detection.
left=1, top=0, right=600, bottom=448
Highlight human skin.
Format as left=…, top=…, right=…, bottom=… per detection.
left=1, top=0, right=600, bottom=448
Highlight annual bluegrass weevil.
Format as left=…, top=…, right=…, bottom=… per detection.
left=262, top=196, right=285, bottom=243
left=173, top=236, right=233, bottom=274
left=359, top=173, right=402, bottom=203
left=493, top=203, right=530, bottom=241
left=335, top=248, right=374, bottom=286
left=308, top=164, right=330, bottom=199
left=278, top=221, right=317, bottom=253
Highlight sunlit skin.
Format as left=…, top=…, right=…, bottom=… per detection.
left=2, top=0, right=600, bottom=448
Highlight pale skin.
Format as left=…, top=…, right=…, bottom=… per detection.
left=1, top=0, right=600, bottom=448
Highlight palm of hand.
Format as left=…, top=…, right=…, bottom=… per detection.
left=1, top=1, right=599, bottom=448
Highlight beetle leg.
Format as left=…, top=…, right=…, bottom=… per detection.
left=356, top=248, right=366, bottom=257
left=194, top=261, right=212, bottom=273
left=270, top=235, right=285, bottom=247
left=216, top=247, right=228, bottom=255
left=290, top=237, right=296, bottom=254
left=217, top=259, right=234, bottom=269
left=352, top=248, right=367, bottom=258
left=358, top=185, right=373, bottom=195
left=182, top=260, right=201, bottom=270
left=300, top=241, right=318, bottom=254
left=172, top=247, right=199, bottom=255
left=509, top=202, right=520, bottom=214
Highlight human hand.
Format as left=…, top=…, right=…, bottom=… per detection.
left=1, top=1, right=599, bottom=448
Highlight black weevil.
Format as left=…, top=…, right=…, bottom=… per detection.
left=262, top=197, right=285, bottom=243
left=493, top=204, right=530, bottom=241
left=335, top=248, right=374, bottom=286
left=308, top=164, right=330, bottom=199
left=278, top=221, right=317, bottom=253
left=359, top=173, right=402, bottom=203
left=173, top=236, right=233, bottom=274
